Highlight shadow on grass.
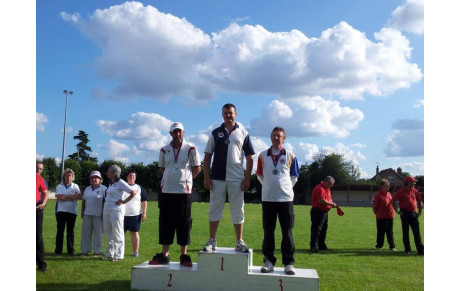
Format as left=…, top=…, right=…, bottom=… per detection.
left=296, top=248, right=423, bottom=257
left=36, top=280, right=131, bottom=291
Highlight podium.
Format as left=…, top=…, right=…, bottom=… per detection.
left=131, top=247, right=319, bottom=290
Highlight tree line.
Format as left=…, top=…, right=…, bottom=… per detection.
left=38, top=130, right=423, bottom=203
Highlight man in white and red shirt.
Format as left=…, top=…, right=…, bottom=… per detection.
left=392, top=176, right=424, bottom=255
left=372, top=179, right=396, bottom=251
left=256, top=127, right=299, bottom=276
left=310, top=176, right=337, bottom=252
left=149, top=122, right=201, bottom=267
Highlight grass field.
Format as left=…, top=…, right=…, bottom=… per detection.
left=36, top=200, right=423, bottom=290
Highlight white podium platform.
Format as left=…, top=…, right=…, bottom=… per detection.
left=131, top=247, right=319, bottom=290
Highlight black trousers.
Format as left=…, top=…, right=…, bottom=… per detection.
left=400, top=210, right=424, bottom=254
left=375, top=218, right=395, bottom=249
left=36, top=206, right=47, bottom=270
left=262, top=201, right=295, bottom=266
left=310, top=207, right=328, bottom=250
left=158, top=193, right=192, bottom=246
left=55, top=211, right=77, bottom=254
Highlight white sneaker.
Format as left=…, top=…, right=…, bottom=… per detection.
left=284, top=264, right=295, bottom=275
left=261, top=259, right=274, bottom=273
left=235, top=239, right=249, bottom=253
left=203, top=238, right=217, bottom=252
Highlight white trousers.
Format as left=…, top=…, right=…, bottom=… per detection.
left=81, top=215, right=104, bottom=255
left=209, top=180, right=245, bottom=224
left=103, top=207, right=125, bottom=260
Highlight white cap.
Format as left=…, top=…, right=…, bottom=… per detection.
left=170, top=122, right=184, bottom=132
left=89, top=171, right=102, bottom=179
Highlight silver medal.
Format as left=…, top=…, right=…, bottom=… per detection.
left=272, top=169, right=279, bottom=175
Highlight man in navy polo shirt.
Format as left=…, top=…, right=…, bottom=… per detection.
left=202, top=103, right=255, bottom=253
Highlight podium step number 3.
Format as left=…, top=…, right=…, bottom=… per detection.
left=131, top=247, right=319, bottom=291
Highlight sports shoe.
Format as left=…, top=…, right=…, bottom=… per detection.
left=148, top=253, right=170, bottom=265
left=260, top=258, right=274, bottom=273
left=390, top=247, right=396, bottom=252
left=133, top=252, right=139, bottom=257
left=202, top=238, right=217, bottom=252
left=284, top=264, right=296, bottom=275
left=375, top=246, right=382, bottom=250
left=180, top=254, right=193, bottom=267
left=235, top=239, right=249, bottom=253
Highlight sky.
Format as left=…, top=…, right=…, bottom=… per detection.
left=35, top=0, right=425, bottom=179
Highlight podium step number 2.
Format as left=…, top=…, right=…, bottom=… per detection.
left=131, top=247, right=319, bottom=291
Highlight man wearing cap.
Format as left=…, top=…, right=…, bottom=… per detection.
left=202, top=103, right=255, bottom=253
left=392, top=176, right=424, bottom=255
left=310, top=176, right=337, bottom=253
left=81, top=171, right=107, bottom=255
left=149, top=122, right=201, bottom=267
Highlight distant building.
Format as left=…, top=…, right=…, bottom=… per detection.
left=370, top=166, right=405, bottom=187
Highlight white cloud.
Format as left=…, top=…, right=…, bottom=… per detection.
left=395, top=161, right=424, bottom=176
left=36, top=112, right=49, bottom=132
left=384, top=118, right=424, bottom=157
left=62, top=2, right=214, bottom=103
left=60, top=126, right=73, bottom=134
left=106, top=139, right=130, bottom=164
left=62, top=2, right=422, bottom=103
left=249, top=97, right=364, bottom=138
left=387, top=0, right=424, bottom=34
left=413, top=99, right=424, bottom=108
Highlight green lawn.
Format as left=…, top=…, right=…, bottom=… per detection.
left=37, top=201, right=423, bottom=290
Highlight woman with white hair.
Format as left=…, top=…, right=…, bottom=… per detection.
left=103, top=164, right=138, bottom=261
left=55, top=168, right=81, bottom=255
left=81, top=171, right=107, bottom=256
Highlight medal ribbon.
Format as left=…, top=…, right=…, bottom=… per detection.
left=226, top=125, right=237, bottom=143
left=172, top=143, right=182, bottom=163
left=269, top=147, right=283, bottom=168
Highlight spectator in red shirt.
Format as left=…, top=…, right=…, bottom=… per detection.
left=392, top=176, right=424, bottom=255
left=309, top=176, right=337, bottom=252
left=36, top=162, right=49, bottom=272
left=372, top=179, right=396, bottom=251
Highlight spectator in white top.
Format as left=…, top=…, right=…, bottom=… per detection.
left=81, top=171, right=107, bottom=256
left=55, top=168, right=81, bottom=255
left=202, top=103, right=255, bottom=253
left=149, top=122, right=201, bottom=267
left=123, top=171, right=148, bottom=257
left=256, top=127, right=300, bottom=275
left=103, top=164, right=138, bottom=262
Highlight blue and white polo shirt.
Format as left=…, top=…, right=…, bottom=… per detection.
left=205, top=123, right=255, bottom=181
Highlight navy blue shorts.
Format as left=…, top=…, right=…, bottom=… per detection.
left=124, top=214, right=141, bottom=232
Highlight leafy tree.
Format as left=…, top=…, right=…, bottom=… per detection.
left=146, top=162, right=163, bottom=193
left=125, top=163, right=151, bottom=189
left=293, top=163, right=310, bottom=204
left=68, top=130, right=97, bottom=163
left=307, top=151, right=360, bottom=187
left=79, top=160, right=99, bottom=189
left=38, top=157, right=61, bottom=188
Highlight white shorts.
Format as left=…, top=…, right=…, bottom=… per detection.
left=209, top=180, right=244, bottom=224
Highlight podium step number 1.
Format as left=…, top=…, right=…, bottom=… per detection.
left=131, top=247, right=319, bottom=291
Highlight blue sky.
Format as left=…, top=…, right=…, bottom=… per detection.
left=35, top=0, right=425, bottom=178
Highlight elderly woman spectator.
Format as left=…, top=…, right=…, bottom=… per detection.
left=55, top=168, right=81, bottom=255
left=81, top=171, right=107, bottom=256
left=103, top=165, right=138, bottom=261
